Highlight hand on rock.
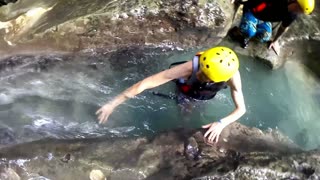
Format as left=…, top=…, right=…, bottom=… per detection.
left=202, top=122, right=227, bottom=143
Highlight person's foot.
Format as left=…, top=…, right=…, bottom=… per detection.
left=241, top=38, right=249, bottom=49
left=228, top=26, right=242, bottom=42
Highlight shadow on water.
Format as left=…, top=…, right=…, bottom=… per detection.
left=0, top=46, right=319, bottom=150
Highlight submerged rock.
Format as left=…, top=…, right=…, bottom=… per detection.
left=0, top=127, right=16, bottom=146
left=184, top=137, right=200, bottom=160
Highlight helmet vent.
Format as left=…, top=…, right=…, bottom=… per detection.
left=203, top=57, right=206, bottom=61
left=229, top=51, right=232, bottom=54
left=206, top=65, right=209, bottom=68
left=221, top=48, right=224, bottom=51
left=232, top=58, right=235, bottom=61
left=216, top=53, right=220, bottom=55
left=220, top=60, right=223, bottom=63
left=228, top=63, right=230, bottom=66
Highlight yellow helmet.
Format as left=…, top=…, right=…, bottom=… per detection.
left=199, top=46, right=239, bottom=83
left=297, top=0, right=315, bottom=15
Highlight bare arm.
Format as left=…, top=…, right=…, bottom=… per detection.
left=220, top=70, right=246, bottom=125
left=272, top=24, right=289, bottom=43
left=268, top=24, right=289, bottom=55
left=203, top=70, right=246, bottom=143
left=109, top=61, right=192, bottom=107
left=96, top=61, right=193, bottom=123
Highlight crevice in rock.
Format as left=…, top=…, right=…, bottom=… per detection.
left=0, top=0, right=17, bottom=6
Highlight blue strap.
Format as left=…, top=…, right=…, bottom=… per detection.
left=187, top=55, right=199, bottom=85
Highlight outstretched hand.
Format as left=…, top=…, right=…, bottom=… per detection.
left=96, top=104, right=115, bottom=124
left=202, top=122, right=228, bottom=143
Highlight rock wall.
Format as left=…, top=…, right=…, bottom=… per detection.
left=0, top=0, right=319, bottom=73
left=0, top=0, right=235, bottom=54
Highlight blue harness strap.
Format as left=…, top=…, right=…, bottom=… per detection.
left=187, top=55, right=200, bottom=85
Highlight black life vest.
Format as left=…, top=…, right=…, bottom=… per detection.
left=171, top=55, right=228, bottom=100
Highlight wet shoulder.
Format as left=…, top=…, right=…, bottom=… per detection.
left=166, top=61, right=192, bottom=80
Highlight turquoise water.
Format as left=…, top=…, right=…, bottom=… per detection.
left=0, top=48, right=319, bottom=150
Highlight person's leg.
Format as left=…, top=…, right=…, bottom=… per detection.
left=177, top=92, right=193, bottom=124
left=255, top=21, right=272, bottom=42
left=177, top=91, right=206, bottom=126
left=239, top=11, right=259, bottom=48
left=176, top=92, right=203, bottom=160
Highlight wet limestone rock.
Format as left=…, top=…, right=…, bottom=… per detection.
left=0, top=127, right=16, bottom=147
left=0, top=0, right=235, bottom=54
left=0, top=0, right=320, bottom=73
left=0, top=122, right=316, bottom=180
left=0, top=168, right=21, bottom=180
left=195, top=150, right=320, bottom=180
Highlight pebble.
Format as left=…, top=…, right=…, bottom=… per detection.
left=90, top=170, right=106, bottom=180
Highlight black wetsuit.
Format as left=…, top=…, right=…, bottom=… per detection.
left=243, top=0, right=297, bottom=27
left=174, top=55, right=227, bottom=101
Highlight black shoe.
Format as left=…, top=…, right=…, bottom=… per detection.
left=241, top=38, right=249, bottom=49
left=228, top=26, right=242, bottom=42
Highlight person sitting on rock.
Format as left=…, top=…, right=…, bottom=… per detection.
left=96, top=46, right=246, bottom=143
left=231, top=0, right=315, bottom=53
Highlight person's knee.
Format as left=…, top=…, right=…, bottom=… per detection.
left=240, top=22, right=257, bottom=38
left=239, top=12, right=258, bottom=38
left=256, top=22, right=272, bottom=42
left=256, top=31, right=272, bottom=42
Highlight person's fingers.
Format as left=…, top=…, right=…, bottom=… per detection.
left=98, top=115, right=103, bottom=123
left=202, top=123, right=212, bottom=129
left=205, top=124, right=217, bottom=137
left=102, top=114, right=109, bottom=123
left=204, top=130, right=210, bottom=138
left=210, top=126, right=223, bottom=143
left=99, top=118, right=105, bottom=124
left=209, top=130, right=218, bottom=142
left=99, top=114, right=107, bottom=124
left=96, top=108, right=102, bottom=115
left=215, top=132, right=220, bottom=143
left=210, top=133, right=216, bottom=143
left=208, top=133, right=214, bottom=143
left=98, top=112, right=103, bottom=120
left=204, top=127, right=213, bottom=138
left=269, top=43, right=274, bottom=49
left=98, top=112, right=106, bottom=123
